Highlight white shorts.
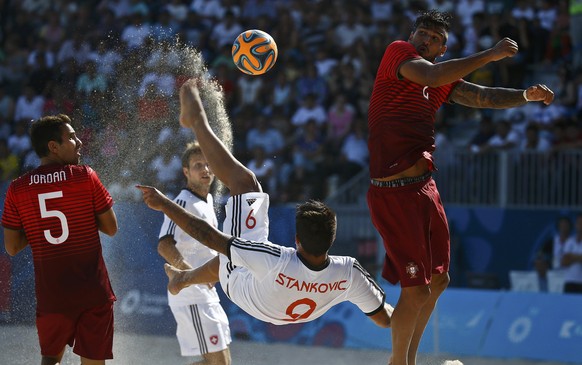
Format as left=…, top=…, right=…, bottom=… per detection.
left=169, top=302, right=231, bottom=357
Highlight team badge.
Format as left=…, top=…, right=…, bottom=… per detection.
left=210, top=335, right=218, bottom=345
left=406, top=262, right=419, bottom=279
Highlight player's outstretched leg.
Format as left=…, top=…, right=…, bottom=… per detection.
left=164, top=256, right=220, bottom=295
left=179, top=79, right=260, bottom=196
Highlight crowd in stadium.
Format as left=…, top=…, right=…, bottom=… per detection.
left=0, top=0, right=580, bottom=204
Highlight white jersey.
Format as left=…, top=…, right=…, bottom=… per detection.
left=159, top=188, right=220, bottom=306
left=218, top=238, right=386, bottom=325
left=222, top=192, right=269, bottom=243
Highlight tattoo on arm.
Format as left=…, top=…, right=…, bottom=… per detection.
left=184, top=218, right=226, bottom=253
left=451, top=81, right=527, bottom=109
left=163, top=200, right=230, bottom=256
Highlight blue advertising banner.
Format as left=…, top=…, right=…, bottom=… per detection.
left=481, top=292, right=582, bottom=363
left=436, top=288, right=502, bottom=356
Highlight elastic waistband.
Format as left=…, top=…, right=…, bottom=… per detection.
left=371, top=172, right=432, bottom=188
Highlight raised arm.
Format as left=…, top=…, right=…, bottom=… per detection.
left=450, top=81, right=554, bottom=108
left=137, top=185, right=231, bottom=256
left=400, top=37, right=518, bottom=87
left=179, top=79, right=260, bottom=196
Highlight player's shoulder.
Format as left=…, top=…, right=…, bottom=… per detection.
left=328, top=255, right=357, bottom=268
left=174, top=188, right=194, bottom=202
left=387, top=40, right=415, bottom=52
left=231, top=237, right=286, bottom=256
left=176, top=188, right=212, bottom=201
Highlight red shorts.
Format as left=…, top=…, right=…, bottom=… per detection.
left=367, top=177, right=450, bottom=287
left=36, top=301, right=114, bottom=360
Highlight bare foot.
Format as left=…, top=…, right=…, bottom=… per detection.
left=164, top=263, right=190, bottom=295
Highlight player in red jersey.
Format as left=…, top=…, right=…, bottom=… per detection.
left=2, top=114, right=118, bottom=365
left=367, top=10, right=554, bottom=365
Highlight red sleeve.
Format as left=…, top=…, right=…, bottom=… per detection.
left=380, top=40, right=422, bottom=81
left=87, top=166, right=114, bottom=214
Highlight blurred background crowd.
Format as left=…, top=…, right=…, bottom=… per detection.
left=0, top=0, right=581, bottom=205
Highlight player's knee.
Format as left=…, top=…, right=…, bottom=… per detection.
left=431, top=273, right=450, bottom=294
left=401, top=284, right=431, bottom=308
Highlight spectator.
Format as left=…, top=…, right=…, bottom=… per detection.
left=294, top=62, right=328, bottom=105
left=2, top=35, right=29, bottom=91
left=150, top=9, right=178, bottom=42
left=14, top=85, right=45, bottom=123
left=38, top=11, right=65, bottom=49
left=26, top=39, right=55, bottom=71
left=469, top=117, right=496, bottom=153
left=0, top=85, right=15, bottom=123
left=7, top=121, right=32, bottom=158
left=292, top=119, right=325, bottom=198
left=57, top=32, right=93, bottom=66
left=535, top=216, right=573, bottom=290
left=236, top=73, right=264, bottom=111
left=326, top=93, right=356, bottom=152
left=246, top=115, right=285, bottom=157
left=337, top=118, right=369, bottom=184
left=91, top=38, right=123, bottom=81
left=75, top=61, right=108, bottom=97
left=370, top=0, right=394, bottom=23
left=520, top=123, right=552, bottom=152
left=43, top=85, right=74, bottom=118
left=241, top=0, right=277, bottom=22
left=149, top=146, right=182, bottom=196
left=291, top=93, right=327, bottom=128
left=483, top=120, right=521, bottom=151
left=247, top=146, right=277, bottom=195
left=456, top=0, right=485, bottom=27
left=26, top=51, right=55, bottom=96
left=562, top=214, right=582, bottom=293
left=165, top=0, right=189, bottom=24
left=268, top=72, right=294, bottom=116
left=180, top=10, right=210, bottom=49
left=120, top=12, right=151, bottom=51
left=209, top=10, right=243, bottom=50
left=190, top=0, right=224, bottom=27
left=97, top=0, right=132, bottom=20
left=333, top=10, right=369, bottom=52
left=0, top=138, right=20, bottom=181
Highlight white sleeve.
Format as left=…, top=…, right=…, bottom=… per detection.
left=158, top=213, right=175, bottom=240
left=228, top=238, right=283, bottom=278
left=347, top=260, right=386, bottom=315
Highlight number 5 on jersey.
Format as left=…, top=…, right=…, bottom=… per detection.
left=38, top=191, right=69, bottom=244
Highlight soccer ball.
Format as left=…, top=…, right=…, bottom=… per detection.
left=232, top=29, right=278, bottom=76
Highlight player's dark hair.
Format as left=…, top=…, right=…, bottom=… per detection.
left=295, top=200, right=337, bottom=256
left=30, top=114, right=72, bottom=157
left=181, top=141, right=204, bottom=168
left=412, top=10, right=452, bottom=44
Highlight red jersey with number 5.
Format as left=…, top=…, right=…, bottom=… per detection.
left=1, top=163, right=115, bottom=313
left=368, top=40, right=461, bottom=179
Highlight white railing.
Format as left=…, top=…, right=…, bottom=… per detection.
left=434, top=149, right=582, bottom=208
left=327, top=149, right=582, bottom=209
